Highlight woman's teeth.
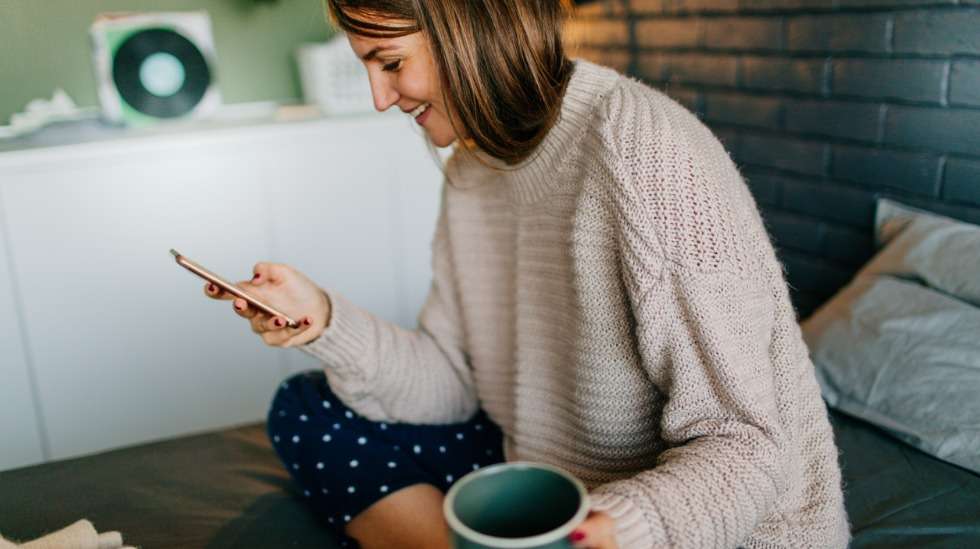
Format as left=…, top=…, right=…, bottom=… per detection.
left=410, top=103, right=430, bottom=118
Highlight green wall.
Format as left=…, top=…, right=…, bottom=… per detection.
left=0, top=0, right=336, bottom=124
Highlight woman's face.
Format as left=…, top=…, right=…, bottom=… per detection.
left=347, top=27, right=459, bottom=147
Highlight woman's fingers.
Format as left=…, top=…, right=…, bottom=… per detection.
left=251, top=262, right=286, bottom=286
left=261, top=316, right=315, bottom=347
left=233, top=298, right=258, bottom=319
left=570, top=511, right=618, bottom=549
left=204, top=283, right=229, bottom=300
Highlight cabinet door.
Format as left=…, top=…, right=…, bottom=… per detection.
left=1, top=133, right=287, bottom=461
left=0, top=198, right=44, bottom=471
left=260, top=116, right=443, bottom=374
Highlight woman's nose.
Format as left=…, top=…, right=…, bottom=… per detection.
left=368, top=72, right=399, bottom=112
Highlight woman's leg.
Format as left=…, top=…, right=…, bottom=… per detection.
left=267, top=370, right=504, bottom=549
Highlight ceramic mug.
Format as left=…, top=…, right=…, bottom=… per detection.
left=443, top=461, right=590, bottom=549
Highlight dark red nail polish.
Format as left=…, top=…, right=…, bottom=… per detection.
left=570, top=530, right=585, bottom=542
left=303, top=318, right=311, bottom=326
left=208, top=284, right=216, bottom=292
left=253, top=273, right=260, bottom=280
left=274, top=318, right=283, bottom=327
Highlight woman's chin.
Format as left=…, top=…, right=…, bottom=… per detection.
left=429, top=132, right=457, bottom=148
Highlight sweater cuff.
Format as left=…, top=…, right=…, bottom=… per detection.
left=299, top=290, right=373, bottom=378
left=590, top=483, right=666, bottom=549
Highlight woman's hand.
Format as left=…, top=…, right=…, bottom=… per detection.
left=203, top=262, right=331, bottom=348
left=570, top=511, right=618, bottom=549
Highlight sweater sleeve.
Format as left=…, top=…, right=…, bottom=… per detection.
left=590, top=267, right=789, bottom=549
left=298, top=187, right=479, bottom=424
left=589, top=81, right=791, bottom=547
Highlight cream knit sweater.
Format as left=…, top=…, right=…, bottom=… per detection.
left=301, top=60, right=850, bottom=548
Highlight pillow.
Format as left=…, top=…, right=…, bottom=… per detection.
left=869, top=199, right=980, bottom=305
left=802, top=198, right=980, bottom=474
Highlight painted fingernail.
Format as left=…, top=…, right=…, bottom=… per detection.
left=274, top=318, right=283, bottom=327
left=208, top=284, right=216, bottom=293
left=253, top=273, right=260, bottom=280
left=303, top=318, right=311, bottom=326
left=569, top=531, right=585, bottom=542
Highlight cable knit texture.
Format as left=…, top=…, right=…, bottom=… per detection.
left=301, top=60, right=850, bottom=548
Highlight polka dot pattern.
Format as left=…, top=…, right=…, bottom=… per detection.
left=267, top=371, right=504, bottom=548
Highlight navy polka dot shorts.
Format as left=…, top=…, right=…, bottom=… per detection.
left=267, top=370, right=505, bottom=547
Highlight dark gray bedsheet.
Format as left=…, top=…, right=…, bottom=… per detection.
left=1, top=411, right=978, bottom=548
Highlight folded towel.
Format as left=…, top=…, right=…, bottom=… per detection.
left=0, top=520, right=127, bottom=549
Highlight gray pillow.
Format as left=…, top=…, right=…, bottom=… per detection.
left=871, top=199, right=980, bottom=305
left=802, top=198, right=980, bottom=474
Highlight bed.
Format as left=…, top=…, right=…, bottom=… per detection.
left=1, top=409, right=978, bottom=548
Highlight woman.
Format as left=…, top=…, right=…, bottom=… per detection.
left=205, top=1, right=850, bottom=547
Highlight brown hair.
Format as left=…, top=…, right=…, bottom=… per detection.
left=324, top=0, right=574, bottom=166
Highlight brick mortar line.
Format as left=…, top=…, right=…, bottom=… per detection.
left=631, top=47, right=980, bottom=61
left=638, top=79, right=980, bottom=109
left=626, top=4, right=980, bottom=18
left=709, top=122, right=980, bottom=159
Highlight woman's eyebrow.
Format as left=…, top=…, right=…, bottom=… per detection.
left=361, top=45, right=397, bottom=61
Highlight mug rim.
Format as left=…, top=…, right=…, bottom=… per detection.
left=442, top=461, right=591, bottom=548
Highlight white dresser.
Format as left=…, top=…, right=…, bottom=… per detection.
left=0, top=112, right=445, bottom=470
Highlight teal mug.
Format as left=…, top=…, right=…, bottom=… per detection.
left=443, top=461, right=590, bottom=549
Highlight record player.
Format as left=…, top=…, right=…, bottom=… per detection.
left=90, top=11, right=222, bottom=127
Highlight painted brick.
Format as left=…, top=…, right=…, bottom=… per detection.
left=712, top=127, right=741, bottom=156
left=636, top=53, right=668, bottom=81
left=574, top=0, right=628, bottom=17
left=741, top=57, right=826, bottom=94
left=574, top=47, right=631, bottom=73
left=743, top=171, right=784, bottom=206
left=832, top=59, right=946, bottom=104
left=884, top=106, right=980, bottom=156
left=740, top=0, right=831, bottom=11
left=632, top=0, right=669, bottom=14
left=787, top=14, right=891, bottom=53
left=739, top=134, right=827, bottom=176
left=950, top=60, right=980, bottom=108
left=703, top=17, right=783, bottom=51
left=822, top=224, right=875, bottom=266
left=666, top=0, right=741, bottom=13
left=780, top=179, right=877, bottom=228
left=664, top=86, right=702, bottom=113
left=894, top=10, right=980, bottom=55
left=703, top=92, right=782, bottom=129
left=944, top=158, right=980, bottom=208
left=831, top=146, right=941, bottom=196
left=565, top=18, right=629, bottom=48
left=779, top=250, right=854, bottom=297
left=762, top=210, right=826, bottom=255
left=635, top=19, right=701, bottom=49
left=784, top=100, right=881, bottom=142
left=836, top=0, right=954, bottom=6
left=662, top=53, right=739, bottom=86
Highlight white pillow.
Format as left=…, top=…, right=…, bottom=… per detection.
left=870, top=199, right=980, bottom=305
left=803, top=198, right=980, bottom=474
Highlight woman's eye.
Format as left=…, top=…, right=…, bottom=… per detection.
left=382, top=60, right=402, bottom=72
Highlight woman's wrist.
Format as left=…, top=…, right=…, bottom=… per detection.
left=321, top=289, right=333, bottom=330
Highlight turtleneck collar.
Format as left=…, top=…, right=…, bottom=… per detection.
left=445, top=59, right=622, bottom=205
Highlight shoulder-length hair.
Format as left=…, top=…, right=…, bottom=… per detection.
left=324, top=0, right=574, bottom=166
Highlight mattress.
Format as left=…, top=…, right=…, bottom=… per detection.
left=0, top=411, right=977, bottom=548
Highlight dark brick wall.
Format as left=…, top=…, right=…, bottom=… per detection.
left=567, top=0, right=980, bottom=318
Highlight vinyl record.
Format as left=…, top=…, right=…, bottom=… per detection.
left=112, top=27, right=211, bottom=118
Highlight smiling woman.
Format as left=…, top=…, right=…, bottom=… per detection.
left=324, top=0, right=573, bottom=163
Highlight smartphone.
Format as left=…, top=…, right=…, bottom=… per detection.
left=170, top=249, right=300, bottom=328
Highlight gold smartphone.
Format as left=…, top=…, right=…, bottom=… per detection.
left=170, top=249, right=300, bottom=328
